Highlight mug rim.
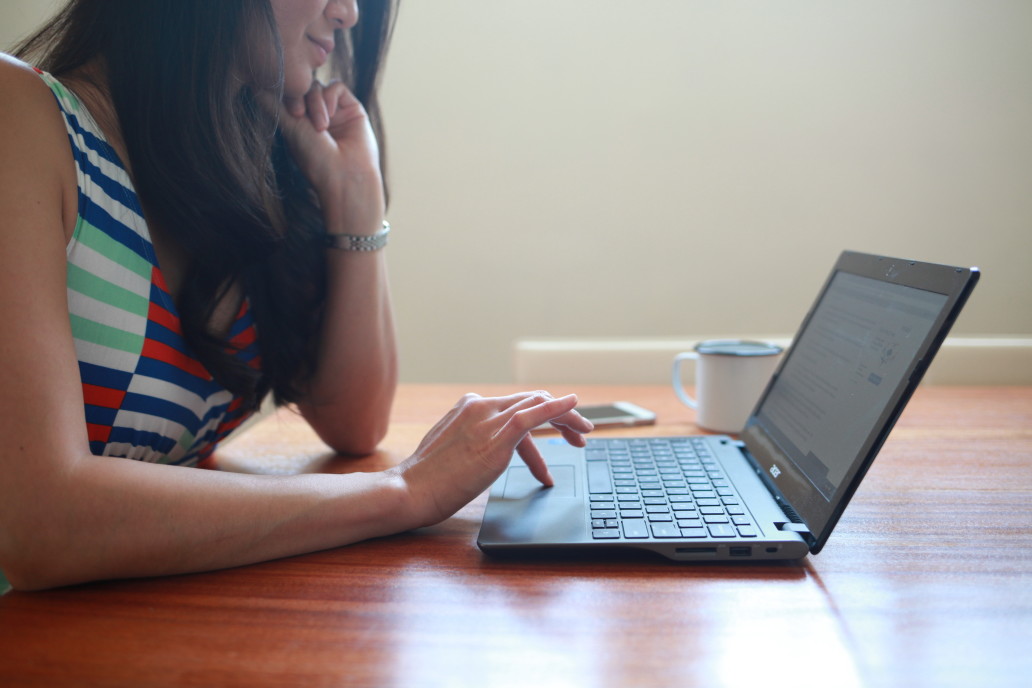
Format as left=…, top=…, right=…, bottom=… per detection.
left=694, top=339, right=783, bottom=357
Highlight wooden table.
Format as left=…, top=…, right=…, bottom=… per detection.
left=1, top=385, right=1030, bottom=688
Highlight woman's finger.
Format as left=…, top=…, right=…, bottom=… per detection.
left=304, top=81, right=330, bottom=131
left=322, top=81, right=354, bottom=120
left=496, top=390, right=555, bottom=418
left=552, top=422, right=591, bottom=449
left=281, top=94, right=305, bottom=118
left=492, top=393, right=581, bottom=487
left=514, top=433, right=554, bottom=487
left=548, top=409, right=595, bottom=435
left=500, top=394, right=578, bottom=441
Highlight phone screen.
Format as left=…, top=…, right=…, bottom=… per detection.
left=534, top=402, right=654, bottom=431
left=577, top=405, right=635, bottom=421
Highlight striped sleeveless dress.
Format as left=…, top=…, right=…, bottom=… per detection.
left=37, top=69, right=262, bottom=467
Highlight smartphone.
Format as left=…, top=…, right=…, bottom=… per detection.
left=535, top=401, right=656, bottom=432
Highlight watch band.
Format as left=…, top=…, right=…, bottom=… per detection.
left=325, top=221, right=391, bottom=252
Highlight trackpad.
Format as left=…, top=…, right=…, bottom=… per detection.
left=479, top=464, right=586, bottom=545
left=503, top=465, right=577, bottom=499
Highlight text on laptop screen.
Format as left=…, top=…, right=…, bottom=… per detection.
left=753, top=272, right=948, bottom=501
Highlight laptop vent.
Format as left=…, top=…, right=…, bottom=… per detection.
left=778, top=499, right=805, bottom=524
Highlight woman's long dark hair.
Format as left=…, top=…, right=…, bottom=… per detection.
left=15, top=0, right=397, bottom=411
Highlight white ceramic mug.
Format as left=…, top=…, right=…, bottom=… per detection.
left=671, top=340, right=783, bottom=433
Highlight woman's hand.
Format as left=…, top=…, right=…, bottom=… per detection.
left=273, top=80, right=386, bottom=234
left=394, top=392, right=594, bottom=528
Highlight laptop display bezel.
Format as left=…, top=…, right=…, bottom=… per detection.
left=739, top=251, right=980, bottom=553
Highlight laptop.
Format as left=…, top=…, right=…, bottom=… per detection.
left=477, top=251, right=979, bottom=560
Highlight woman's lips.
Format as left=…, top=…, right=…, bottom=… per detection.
left=308, top=36, right=334, bottom=66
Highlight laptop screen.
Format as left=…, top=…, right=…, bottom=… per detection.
left=756, top=272, right=947, bottom=500
left=740, top=252, right=978, bottom=552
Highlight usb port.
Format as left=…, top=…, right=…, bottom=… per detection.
left=730, top=546, right=752, bottom=557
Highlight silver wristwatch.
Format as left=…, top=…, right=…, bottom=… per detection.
left=325, top=221, right=391, bottom=252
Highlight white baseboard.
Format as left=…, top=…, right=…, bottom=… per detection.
left=513, top=336, right=1032, bottom=386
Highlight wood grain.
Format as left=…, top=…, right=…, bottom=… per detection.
left=1, top=385, right=1029, bottom=688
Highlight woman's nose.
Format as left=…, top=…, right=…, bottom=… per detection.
left=327, top=0, right=359, bottom=31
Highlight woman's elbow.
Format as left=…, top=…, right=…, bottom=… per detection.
left=302, top=409, right=389, bottom=456
left=322, top=428, right=387, bottom=457
left=297, top=391, right=393, bottom=456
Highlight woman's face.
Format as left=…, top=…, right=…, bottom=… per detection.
left=270, top=0, right=358, bottom=98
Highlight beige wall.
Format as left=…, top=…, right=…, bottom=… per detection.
left=0, top=0, right=60, bottom=50
left=6, top=1, right=1031, bottom=384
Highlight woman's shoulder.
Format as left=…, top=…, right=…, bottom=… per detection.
left=0, top=53, right=70, bottom=149
left=0, top=52, right=38, bottom=80
left=0, top=53, right=79, bottom=240
left=0, top=53, right=56, bottom=111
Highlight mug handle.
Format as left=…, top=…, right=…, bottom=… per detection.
left=672, top=352, right=699, bottom=409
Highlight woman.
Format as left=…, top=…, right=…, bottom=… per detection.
left=0, top=0, right=591, bottom=590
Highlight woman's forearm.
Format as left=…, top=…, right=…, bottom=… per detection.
left=6, top=452, right=410, bottom=591
left=297, top=244, right=398, bottom=455
left=272, top=76, right=396, bottom=455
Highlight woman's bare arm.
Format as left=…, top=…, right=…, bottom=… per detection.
left=273, top=81, right=398, bottom=455
left=0, top=57, right=591, bottom=591
left=0, top=58, right=411, bottom=590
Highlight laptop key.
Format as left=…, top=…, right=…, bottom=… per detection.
left=708, top=524, right=736, bottom=538
left=592, top=528, right=621, bottom=539
left=586, top=461, right=613, bottom=494
left=680, top=527, right=708, bottom=538
left=650, top=523, right=682, bottom=538
left=622, top=521, right=649, bottom=539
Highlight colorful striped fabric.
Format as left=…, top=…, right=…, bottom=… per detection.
left=37, top=69, right=261, bottom=467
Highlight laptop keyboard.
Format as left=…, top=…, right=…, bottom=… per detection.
left=585, top=437, right=759, bottom=540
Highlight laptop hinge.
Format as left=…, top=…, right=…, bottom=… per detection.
left=734, top=439, right=813, bottom=538
left=776, top=523, right=812, bottom=535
